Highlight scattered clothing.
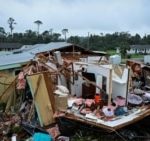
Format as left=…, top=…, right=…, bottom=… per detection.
left=134, top=88, right=145, bottom=95
left=114, top=96, right=126, bottom=107
left=128, top=94, right=143, bottom=105
left=102, top=106, right=114, bottom=117
left=114, top=107, right=128, bottom=116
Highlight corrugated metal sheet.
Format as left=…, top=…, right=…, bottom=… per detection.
left=12, top=45, right=33, bottom=53
left=28, top=42, right=72, bottom=54
left=12, top=42, right=72, bottom=54
left=0, top=51, right=11, bottom=56
left=0, top=52, right=33, bottom=70
left=0, top=42, right=72, bottom=70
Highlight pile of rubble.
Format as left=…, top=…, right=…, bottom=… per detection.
left=0, top=52, right=150, bottom=140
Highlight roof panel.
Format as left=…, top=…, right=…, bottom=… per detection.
left=28, top=42, right=72, bottom=54
left=0, top=42, right=72, bottom=70
left=0, top=52, right=34, bottom=66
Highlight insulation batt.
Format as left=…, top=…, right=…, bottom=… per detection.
left=17, top=71, right=26, bottom=90
left=17, top=79, right=26, bottom=90
left=56, top=85, right=69, bottom=94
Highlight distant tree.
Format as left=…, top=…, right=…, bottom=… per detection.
left=24, top=30, right=39, bottom=44
left=130, top=33, right=141, bottom=44
left=120, top=42, right=130, bottom=58
left=145, top=35, right=150, bottom=44
left=8, top=17, right=16, bottom=35
left=52, top=33, right=61, bottom=41
left=100, top=33, right=103, bottom=36
left=62, top=29, right=68, bottom=42
left=34, top=20, right=43, bottom=35
left=42, top=30, right=51, bottom=42
left=0, top=27, right=6, bottom=42
left=1, top=29, right=150, bottom=51
left=68, top=36, right=80, bottom=44
left=25, top=29, right=36, bottom=37
left=0, top=27, right=6, bottom=36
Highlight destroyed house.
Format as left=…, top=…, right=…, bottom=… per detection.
left=1, top=43, right=150, bottom=140
left=0, top=42, right=106, bottom=71
left=0, top=42, right=106, bottom=96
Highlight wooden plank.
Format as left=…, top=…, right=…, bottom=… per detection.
left=0, top=77, right=17, bottom=100
left=27, top=73, right=55, bottom=127
left=0, top=72, right=15, bottom=97
left=43, top=72, right=55, bottom=112
left=108, top=69, right=112, bottom=105
left=28, top=75, right=42, bottom=122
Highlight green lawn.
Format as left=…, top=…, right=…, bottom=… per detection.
left=106, top=50, right=117, bottom=55
left=107, top=50, right=144, bottom=59
left=130, top=54, right=144, bottom=58
left=107, top=50, right=144, bottom=64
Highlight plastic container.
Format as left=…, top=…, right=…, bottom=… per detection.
left=94, top=94, right=101, bottom=104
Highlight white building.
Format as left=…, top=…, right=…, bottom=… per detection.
left=127, top=45, right=150, bottom=54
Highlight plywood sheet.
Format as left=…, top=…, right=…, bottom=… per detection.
left=27, top=73, right=55, bottom=127
left=43, top=72, right=55, bottom=112
left=0, top=75, right=15, bottom=96
left=0, top=77, right=16, bottom=112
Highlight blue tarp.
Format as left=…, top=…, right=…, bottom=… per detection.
left=33, top=133, right=52, bottom=141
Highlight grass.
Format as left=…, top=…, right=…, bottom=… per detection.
left=106, top=50, right=144, bottom=64
left=106, top=50, right=144, bottom=59
left=130, top=54, right=144, bottom=58
left=106, top=50, right=117, bottom=56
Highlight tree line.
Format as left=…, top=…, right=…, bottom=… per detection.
left=68, top=32, right=150, bottom=51
left=0, top=17, right=150, bottom=51
left=0, top=17, right=69, bottom=44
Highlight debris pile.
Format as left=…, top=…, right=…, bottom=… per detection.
left=0, top=51, right=150, bottom=140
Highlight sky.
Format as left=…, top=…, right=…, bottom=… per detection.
left=0, top=0, right=150, bottom=37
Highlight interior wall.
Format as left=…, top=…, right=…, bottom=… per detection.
left=112, top=68, right=129, bottom=99
left=87, top=64, right=111, bottom=94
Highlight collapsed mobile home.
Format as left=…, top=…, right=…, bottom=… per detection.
left=0, top=42, right=150, bottom=140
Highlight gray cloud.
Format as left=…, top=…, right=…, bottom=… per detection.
left=0, top=0, right=150, bottom=36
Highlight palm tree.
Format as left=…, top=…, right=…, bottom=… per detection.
left=8, top=17, right=16, bottom=35
left=34, top=20, right=43, bottom=36
left=62, top=28, right=68, bottom=42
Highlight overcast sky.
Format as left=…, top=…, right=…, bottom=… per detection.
left=0, top=0, right=150, bottom=36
